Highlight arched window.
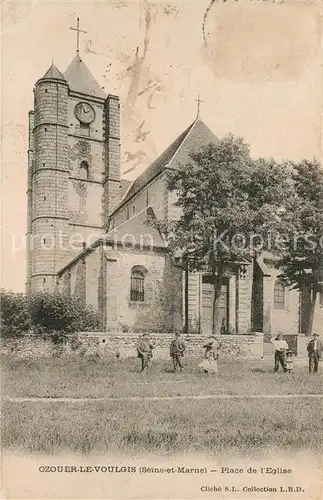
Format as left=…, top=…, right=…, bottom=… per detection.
left=274, top=280, right=285, bottom=309
left=80, top=161, right=89, bottom=180
left=130, top=268, right=145, bottom=302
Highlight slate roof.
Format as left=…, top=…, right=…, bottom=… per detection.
left=64, top=54, right=106, bottom=99
left=41, top=63, right=66, bottom=81
left=112, top=118, right=219, bottom=215
left=104, top=207, right=166, bottom=249
left=57, top=208, right=165, bottom=275
left=119, top=179, right=132, bottom=199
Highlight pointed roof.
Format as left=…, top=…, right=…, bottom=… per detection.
left=113, top=119, right=219, bottom=214
left=104, top=207, right=166, bottom=248
left=64, top=54, right=106, bottom=99
left=57, top=208, right=166, bottom=275
left=41, top=63, right=66, bottom=81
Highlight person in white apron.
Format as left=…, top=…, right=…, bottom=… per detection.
left=199, top=336, right=219, bottom=374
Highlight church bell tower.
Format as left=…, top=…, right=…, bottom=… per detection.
left=26, top=19, right=121, bottom=292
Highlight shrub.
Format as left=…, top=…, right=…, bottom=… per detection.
left=0, top=289, right=100, bottom=338
left=27, top=292, right=100, bottom=334
left=0, top=289, right=30, bottom=337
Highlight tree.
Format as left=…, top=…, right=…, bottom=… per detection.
left=163, top=134, right=292, bottom=334
left=27, top=292, right=100, bottom=334
left=0, top=289, right=30, bottom=336
left=278, top=159, right=323, bottom=335
left=0, top=289, right=100, bottom=337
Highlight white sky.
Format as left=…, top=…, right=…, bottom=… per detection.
left=1, top=0, right=321, bottom=292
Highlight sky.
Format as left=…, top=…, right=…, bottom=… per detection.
left=1, top=0, right=322, bottom=292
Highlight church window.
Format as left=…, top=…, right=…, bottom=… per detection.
left=146, top=190, right=149, bottom=207
left=126, top=206, right=130, bottom=220
left=132, top=205, right=136, bottom=216
left=43, top=196, right=46, bottom=201
left=130, top=269, right=145, bottom=302
left=43, top=278, right=46, bottom=284
left=80, top=161, right=89, bottom=180
left=274, top=280, right=285, bottom=309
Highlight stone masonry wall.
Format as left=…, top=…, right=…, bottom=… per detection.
left=1, top=333, right=264, bottom=360
left=103, top=95, right=121, bottom=222
left=31, top=78, right=69, bottom=291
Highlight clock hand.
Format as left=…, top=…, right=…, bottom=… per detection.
left=80, top=104, right=90, bottom=114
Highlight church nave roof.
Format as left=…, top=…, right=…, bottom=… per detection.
left=112, top=118, right=219, bottom=215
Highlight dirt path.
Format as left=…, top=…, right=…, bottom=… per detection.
left=3, top=393, right=323, bottom=403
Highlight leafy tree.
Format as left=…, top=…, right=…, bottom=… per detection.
left=162, top=134, right=292, bottom=334
left=27, top=292, right=100, bottom=334
left=279, top=159, right=323, bottom=335
left=0, top=289, right=100, bottom=337
left=0, top=289, right=30, bottom=336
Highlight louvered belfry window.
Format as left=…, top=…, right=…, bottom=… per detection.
left=130, top=270, right=145, bottom=302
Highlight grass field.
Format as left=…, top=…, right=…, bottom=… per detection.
left=2, top=355, right=322, bottom=398
left=2, top=356, right=322, bottom=457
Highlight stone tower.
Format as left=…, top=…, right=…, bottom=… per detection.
left=26, top=54, right=121, bottom=292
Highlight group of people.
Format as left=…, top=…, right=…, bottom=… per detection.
left=136, top=332, right=219, bottom=374
left=135, top=331, right=323, bottom=375
left=271, top=332, right=322, bottom=374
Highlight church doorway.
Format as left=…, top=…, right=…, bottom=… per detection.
left=201, top=275, right=229, bottom=335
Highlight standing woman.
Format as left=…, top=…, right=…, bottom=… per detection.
left=199, top=336, right=219, bottom=374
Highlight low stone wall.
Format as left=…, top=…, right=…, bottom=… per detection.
left=1, top=332, right=264, bottom=360
left=263, top=333, right=310, bottom=358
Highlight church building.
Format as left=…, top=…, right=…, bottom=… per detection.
left=26, top=47, right=323, bottom=335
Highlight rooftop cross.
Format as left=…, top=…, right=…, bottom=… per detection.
left=195, top=94, right=204, bottom=119
left=69, top=17, right=87, bottom=54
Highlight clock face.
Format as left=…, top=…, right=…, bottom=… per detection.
left=75, top=102, right=95, bottom=124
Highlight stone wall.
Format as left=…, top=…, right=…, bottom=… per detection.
left=111, top=173, right=167, bottom=228
left=1, top=332, right=264, bottom=360
left=30, top=77, right=70, bottom=291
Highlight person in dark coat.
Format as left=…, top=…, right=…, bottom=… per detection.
left=169, top=332, right=186, bottom=372
left=137, top=333, right=155, bottom=372
left=307, top=333, right=323, bottom=374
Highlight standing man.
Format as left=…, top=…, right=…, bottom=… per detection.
left=170, top=332, right=186, bottom=372
left=307, top=333, right=323, bottom=374
left=271, top=333, right=289, bottom=373
left=137, top=333, right=155, bottom=373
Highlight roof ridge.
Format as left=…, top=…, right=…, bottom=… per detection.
left=165, top=118, right=198, bottom=168
left=110, top=118, right=218, bottom=217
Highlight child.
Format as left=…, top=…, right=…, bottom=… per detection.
left=285, top=350, right=293, bottom=373
left=198, top=336, right=219, bottom=374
